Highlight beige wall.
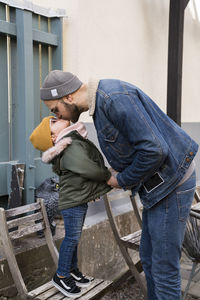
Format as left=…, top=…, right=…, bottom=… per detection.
left=32, top=0, right=200, bottom=123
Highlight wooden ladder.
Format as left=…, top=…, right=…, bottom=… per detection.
left=0, top=198, right=112, bottom=299
left=103, top=189, right=147, bottom=300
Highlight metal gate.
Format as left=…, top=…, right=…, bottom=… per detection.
left=0, top=2, right=63, bottom=205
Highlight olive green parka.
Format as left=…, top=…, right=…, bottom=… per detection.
left=42, top=127, right=111, bottom=211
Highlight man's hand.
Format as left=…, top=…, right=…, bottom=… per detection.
left=107, top=175, right=121, bottom=188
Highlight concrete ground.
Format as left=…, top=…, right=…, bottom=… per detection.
left=181, top=253, right=200, bottom=300
left=101, top=277, right=144, bottom=300
left=1, top=208, right=200, bottom=300
left=101, top=279, right=200, bottom=300
left=0, top=251, right=200, bottom=300
left=101, top=254, right=200, bottom=300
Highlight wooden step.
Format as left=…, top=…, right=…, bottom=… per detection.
left=120, top=229, right=142, bottom=250
left=28, top=277, right=113, bottom=299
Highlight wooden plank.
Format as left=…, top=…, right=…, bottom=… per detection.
left=194, top=188, right=200, bottom=203
left=28, top=281, right=54, bottom=297
left=121, top=230, right=142, bottom=242
left=0, top=208, right=28, bottom=297
left=32, top=29, right=58, bottom=46
left=34, top=286, right=60, bottom=299
left=0, top=19, right=16, bottom=36
left=121, top=236, right=141, bottom=247
left=107, top=189, right=132, bottom=201
left=167, top=0, right=185, bottom=125
left=5, top=202, right=40, bottom=218
left=103, top=193, right=147, bottom=299
left=129, top=235, right=141, bottom=244
left=190, top=211, right=200, bottom=220
left=191, top=202, right=200, bottom=211
left=77, top=280, right=113, bottom=300
left=1, top=200, right=59, bottom=299
left=31, top=278, right=105, bottom=300
left=47, top=293, right=65, bottom=300
left=9, top=222, right=44, bottom=240
left=7, top=212, right=43, bottom=229
left=103, top=194, right=122, bottom=243
left=121, top=231, right=141, bottom=250
left=39, top=199, right=59, bottom=265
left=130, top=195, right=142, bottom=229
left=122, top=241, right=140, bottom=250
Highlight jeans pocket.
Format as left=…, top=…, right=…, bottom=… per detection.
left=177, top=185, right=195, bottom=222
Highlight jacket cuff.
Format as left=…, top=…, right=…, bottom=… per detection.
left=117, top=173, right=127, bottom=189
left=117, top=173, right=139, bottom=191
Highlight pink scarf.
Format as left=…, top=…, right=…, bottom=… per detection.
left=55, top=122, right=88, bottom=143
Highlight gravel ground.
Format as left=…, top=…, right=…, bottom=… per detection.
left=101, top=277, right=144, bottom=300
left=100, top=277, right=200, bottom=300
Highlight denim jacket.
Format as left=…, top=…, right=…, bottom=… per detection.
left=88, top=79, right=199, bottom=209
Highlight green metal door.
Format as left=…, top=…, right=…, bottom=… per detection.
left=0, top=2, right=63, bottom=204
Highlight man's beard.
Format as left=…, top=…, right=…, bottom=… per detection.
left=62, top=102, right=81, bottom=123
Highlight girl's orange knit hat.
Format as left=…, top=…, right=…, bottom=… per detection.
left=29, top=116, right=54, bottom=152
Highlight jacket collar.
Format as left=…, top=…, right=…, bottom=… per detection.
left=42, top=137, right=72, bottom=164
left=88, top=79, right=99, bottom=116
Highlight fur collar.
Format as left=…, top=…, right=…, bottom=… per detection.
left=56, top=122, right=87, bottom=143
left=42, top=137, right=72, bottom=163
left=42, top=122, right=88, bottom=164
left=88, top=79, right=99, bottom=116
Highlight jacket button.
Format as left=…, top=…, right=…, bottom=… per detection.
left=186, top=157, right=190, bottom=162
left=189, top=152, right=194, bottom=156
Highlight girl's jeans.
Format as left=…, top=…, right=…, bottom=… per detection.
left=140, top=170, right=196, bottom=300
left=57, top=203, right=88, bottom=277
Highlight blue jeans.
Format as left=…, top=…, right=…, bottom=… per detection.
left=57, top=203, right=88, bottom=277
left=139, top=171, right=196, bottom=300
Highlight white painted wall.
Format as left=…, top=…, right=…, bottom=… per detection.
left=31, top=0, right=200, bottom=123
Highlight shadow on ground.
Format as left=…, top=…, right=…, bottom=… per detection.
left=100, top=277, right=200, bottom=300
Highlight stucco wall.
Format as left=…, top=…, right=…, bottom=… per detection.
left=31, top=0, right=200, bottom=124
left=30, top=0, right=200, bottom=180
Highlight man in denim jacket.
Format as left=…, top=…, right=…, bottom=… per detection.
left=40, top=70, right=199, bottom=300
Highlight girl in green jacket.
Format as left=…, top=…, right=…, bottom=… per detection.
left=30, top=116, right=111, bottom=298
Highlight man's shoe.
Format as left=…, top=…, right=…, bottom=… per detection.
left=52, top=273, right=81, bottom=298
left=70, top=268, right=91, bottom=287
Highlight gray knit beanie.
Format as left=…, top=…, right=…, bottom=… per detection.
left=40, top=70, right=82, bottom=100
